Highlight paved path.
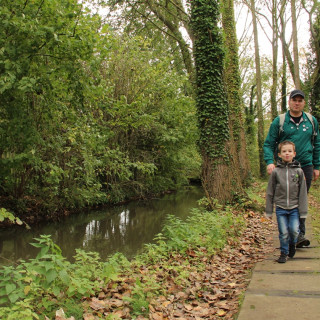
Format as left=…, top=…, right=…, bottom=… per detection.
left=236, top=217, right=320, bottom=320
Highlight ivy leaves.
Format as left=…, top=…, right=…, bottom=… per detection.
left=191, top=1, right=230, bottom=160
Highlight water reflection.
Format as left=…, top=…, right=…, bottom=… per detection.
left=0, top=186, right=204, bottom=264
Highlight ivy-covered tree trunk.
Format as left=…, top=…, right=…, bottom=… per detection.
left=221, top=0, right=250, bottom=183
left=191, top=0, right=242, bottom=204
left=246, top=85, right=256, bottom=142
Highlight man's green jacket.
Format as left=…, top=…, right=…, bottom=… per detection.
left=263, top=111, right=320, bottom=170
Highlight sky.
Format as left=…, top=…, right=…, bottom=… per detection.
left=235, top=1, right=311, bottom=59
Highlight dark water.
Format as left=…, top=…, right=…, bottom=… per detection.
left=0, top=186, right=204, bottom=264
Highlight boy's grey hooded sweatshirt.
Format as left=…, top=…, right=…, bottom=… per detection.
left=266, top=160, right=308, bottom=218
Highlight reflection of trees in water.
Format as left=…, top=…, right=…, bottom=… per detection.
left=1, top=187, right=204, bottom=263
left=78, top=206, right=163, bottom=260
left=77, top=187, right=203, bottom=259
left=0, top=230, right=40, bottom=264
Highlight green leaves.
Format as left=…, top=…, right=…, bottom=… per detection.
left=0, top=208, right=23, bottom=226
left=191, top=1, right=230, bottom=160
left=17, top=77, right=37, bottom=93
left=0, top=0, right=200, bottom=216
left=5, top=283, right=16, bottom=295
left=0, top=235, right=128, bottom=318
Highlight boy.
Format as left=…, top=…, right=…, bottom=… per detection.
left=265, top=141, right=308, bottom=263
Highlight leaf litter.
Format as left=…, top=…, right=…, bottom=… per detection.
left=79, top=210, right=276, bottom=319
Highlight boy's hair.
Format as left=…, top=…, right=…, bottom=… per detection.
left=278, top=140, right=296, bottom=152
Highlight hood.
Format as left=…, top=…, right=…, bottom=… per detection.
left=276, top=159, right=301, bottom=168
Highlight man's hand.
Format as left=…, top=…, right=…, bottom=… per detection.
left=267, top=163, right=275, bottom=175
left=314, top=169, right=319, bottom=181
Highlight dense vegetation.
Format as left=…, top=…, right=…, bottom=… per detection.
left=1, top=0, right=320, bottom=318
left=0, top=194, right=250, bottom=319
left=0, top=0, right=200, bottom=222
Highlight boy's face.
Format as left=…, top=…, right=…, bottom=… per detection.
left=278, top=144, right=296, bottom=163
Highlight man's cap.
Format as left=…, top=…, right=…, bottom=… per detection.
left=289, top=89, right=305, bottom=99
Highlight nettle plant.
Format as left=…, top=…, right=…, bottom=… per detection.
left=0, top=235, right=130, bottom=319
left=0, top=208, right=23, bottom=226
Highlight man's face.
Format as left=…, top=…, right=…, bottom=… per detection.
left=288, top=96, right=305, bottom=115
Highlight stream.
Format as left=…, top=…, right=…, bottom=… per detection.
left=0, top=185, right=204, bottom=265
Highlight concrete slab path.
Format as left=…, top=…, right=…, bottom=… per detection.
left=236, top=217, right=320, bottom=320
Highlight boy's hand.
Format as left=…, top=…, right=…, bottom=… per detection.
left=267, top=164, right=275, bottom=175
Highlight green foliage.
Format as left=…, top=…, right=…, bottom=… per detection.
left=221, top=0, right=243, bottom=149
left=138, top=206, right=245, bottom=265
left=0, top=201, right=247, bottom=318
left=0, top=301, right=40, bottom=320
left=106, top=0, right=194, bottom=79
left=0, top=235, right=129, bottom=319
left=0, top=0, right=200, bottom=217
left=123, top=277, right=160, bottom=316
left=129, top=204, right=246, bottom=316
left=191, top=0, right=230, bottom=160
left=98, top=35, right=200, bottom=199
left=0, top=208, right=23, bottom=226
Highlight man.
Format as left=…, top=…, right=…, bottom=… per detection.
left=263, top=89, right=320, bottom=247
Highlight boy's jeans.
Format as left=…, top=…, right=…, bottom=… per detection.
left=276, top=207, right=300, bottom=255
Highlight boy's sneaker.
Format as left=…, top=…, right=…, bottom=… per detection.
left=288, top=244, right=296, bottom=258
left=296, top=237, right=310, bottom=248
left=276, top=252, right=287, bottom=263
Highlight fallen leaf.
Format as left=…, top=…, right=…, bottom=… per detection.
left=216, top=301, right=230, bottom=310
left=109, top=298, right=124, bottom=308
left=89, top=298, right=107, bottom=311
left=161, top=300, right=171, bottom=308
left=175, top=291, right=188, bottom=300
left=184, top=303, right=193, bottom=311
left=98, top=292, right=106, bottom=299
left=217, top=309, right=227, bottom=317
left=227, top=282, right=237, bottom=288
left=83, top=314, right=95, bottom=320
left=151, top=312, right=164, bottom=320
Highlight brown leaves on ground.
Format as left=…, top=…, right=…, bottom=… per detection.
left=309, top=194, right=320, bottom=211
left=83, top=211, right=275, bottom=319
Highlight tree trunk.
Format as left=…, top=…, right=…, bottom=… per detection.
left=291, top=0, right=301, bottom=88
left=281, top=53, right=288, bottom=113
left=145, top=0, right=195, bottom=81
left=302, top=0, right=320, bottom=120
left=249, top=0, right=265, bottom=177
left=191, top=0, right=242, bottom=205
left=280, top=0, right=296, bottom=87
left=110, top=0, right=195, bottom=82
left=221, top=0, right=250, bottom=183
left=279, top=0, right=288, bottom=113
left=271, top=0, right=279, bottom=120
